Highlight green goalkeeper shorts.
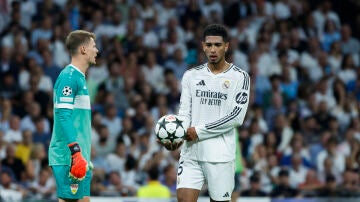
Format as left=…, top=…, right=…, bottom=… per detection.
left=52, top=165, right=92, bottom=199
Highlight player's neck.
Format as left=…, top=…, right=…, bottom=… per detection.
left=207, top=60, right=230, bottom=74
left=71, top=58, right=89, bottom=74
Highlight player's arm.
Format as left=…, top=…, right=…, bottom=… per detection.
left=54, top=76, right=79, bottom=144
left=187, top=72, right=250, bottom=141
left=55, top=77, right=88, bottom=180
left=177, top=70, right=192, bottom=129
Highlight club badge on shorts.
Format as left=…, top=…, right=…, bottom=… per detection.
left=70, top=184, right=79, bottom=194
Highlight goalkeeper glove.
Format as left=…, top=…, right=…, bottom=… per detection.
left=68, top=143, right=88, bottom=181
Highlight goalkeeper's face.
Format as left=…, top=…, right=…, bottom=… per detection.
left=84, top=38, right=99, bottom=65
left=202, top=36, right=229, bottom=65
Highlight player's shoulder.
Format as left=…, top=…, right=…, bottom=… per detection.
left=228, top=64, right=249, bottom=78
left=55, top=65, right=82, bottom=87
left=58, top=65, right=82, bottom=79
left=188, top=63, right=207, bottom=71
left=64, top=65, right=83, bottom=75
left=229, top=64, right=250, bottom=89
left=228, top=64, right=248, bottom=75
left=184, top=64, right=207, bottom=76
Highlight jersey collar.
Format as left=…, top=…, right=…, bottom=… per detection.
left=69, top=64, right=85, bottom=77
left=206, top=63, right=233, bottom=75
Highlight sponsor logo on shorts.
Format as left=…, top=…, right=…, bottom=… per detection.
left=70, top=184, right=79, bottom=194
left=177, top=177, right=180, bottom=185
left=222, top=192, right=229, bottom=198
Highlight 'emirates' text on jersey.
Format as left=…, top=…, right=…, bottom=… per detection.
left=49, top=65, right=91, bottom=166
left=178, top=63, right=250, bottom=162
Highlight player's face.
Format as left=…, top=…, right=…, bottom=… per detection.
left=202, top=36, right=229, bottom=64
left=85, top=38, right=98, bottom=65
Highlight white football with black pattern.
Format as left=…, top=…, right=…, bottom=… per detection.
left=155, top=114, right=185, bottom=144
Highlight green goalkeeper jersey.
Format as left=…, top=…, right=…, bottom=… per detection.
left=49, top=65, right=91, bottom=166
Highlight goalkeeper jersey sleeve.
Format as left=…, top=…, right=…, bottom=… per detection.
left=49, top=65, right=92, bottom=166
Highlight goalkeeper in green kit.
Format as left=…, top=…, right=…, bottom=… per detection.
left=49, top=30, right=98, bottom=202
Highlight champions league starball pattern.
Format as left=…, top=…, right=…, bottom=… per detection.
left=62, top=86, right=72, bottom=96
left=155, top=114, right=185, bottom=144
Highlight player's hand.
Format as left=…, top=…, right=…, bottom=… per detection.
left=157, top=139, right=183, bottom=151
left=184, top=127, right=198, bottom=141
left=68, top=143, right=88, bottom=181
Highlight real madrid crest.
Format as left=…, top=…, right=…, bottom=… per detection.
left=222, top=80, right=230, bottom=89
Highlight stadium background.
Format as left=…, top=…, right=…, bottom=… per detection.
left=1, top=0, right=360, bottom=201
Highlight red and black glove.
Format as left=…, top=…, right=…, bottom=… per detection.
left=68, top=143, right=88, bottom=181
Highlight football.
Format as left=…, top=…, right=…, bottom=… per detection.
left=155, top=114, right=185, bottom=144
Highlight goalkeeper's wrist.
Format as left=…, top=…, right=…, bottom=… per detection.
left=68, top=142, right=81, bottom=155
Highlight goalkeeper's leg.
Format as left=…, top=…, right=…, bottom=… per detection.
left=59, top=196, right=90, bottom=202
left=79, top=196, right=90, bottom=202
left=59, top=199, right=77, bottom=202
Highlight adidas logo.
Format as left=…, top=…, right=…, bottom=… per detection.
left=222, top=192, right=230, bottom=198
left=196, top=80, right=206, bottom=86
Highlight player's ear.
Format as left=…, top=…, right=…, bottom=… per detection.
left=80, top=46, right=86, bottom=55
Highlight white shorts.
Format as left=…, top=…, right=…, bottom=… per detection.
left=176, top=157, right=235, bottom=201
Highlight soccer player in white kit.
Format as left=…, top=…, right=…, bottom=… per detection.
left=175, top=24, right=250, bottom=202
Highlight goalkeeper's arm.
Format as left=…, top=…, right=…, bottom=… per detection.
left=57, top=108, right=88, bottom=180
left=68, top=142, right=88, bottom=180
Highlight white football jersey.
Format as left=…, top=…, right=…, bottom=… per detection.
left=178, top=63, right=250, bottom=162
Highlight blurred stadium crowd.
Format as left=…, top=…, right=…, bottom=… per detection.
left=0, top=0, right=360, bottom=200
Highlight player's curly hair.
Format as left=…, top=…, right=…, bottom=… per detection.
left=203, top=24, right=229, bottom=42
left=65, top=30, right=96, bottom=56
